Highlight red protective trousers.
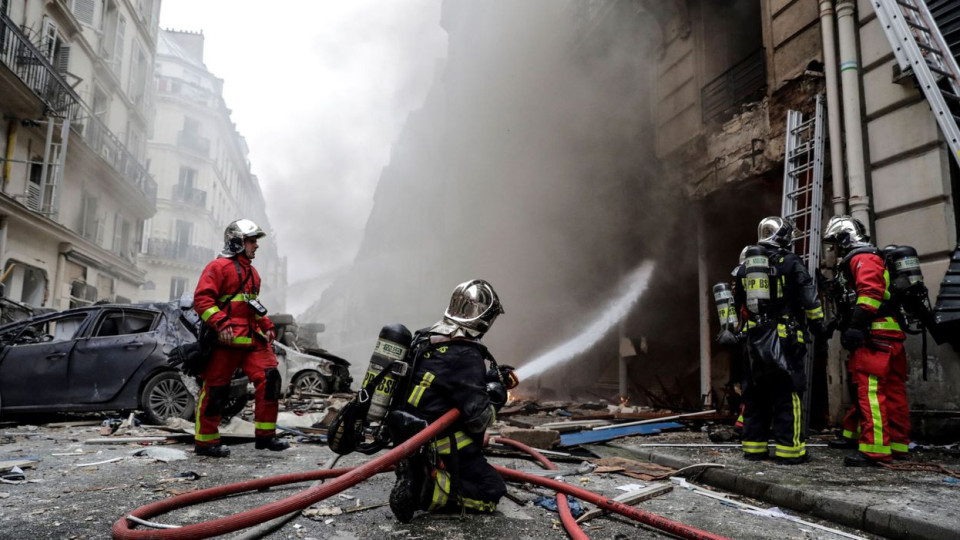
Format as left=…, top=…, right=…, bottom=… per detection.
left=841, top=340, right=909, bottom=461
left=195, top=343, right=279, bottom=447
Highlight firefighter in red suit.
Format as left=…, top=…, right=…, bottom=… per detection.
left=193, top=219, right=288, bottom=458
left=823, top=215, right=908, bottom=466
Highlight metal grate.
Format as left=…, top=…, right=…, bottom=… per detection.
left=700, top=48, right=767, bottom=123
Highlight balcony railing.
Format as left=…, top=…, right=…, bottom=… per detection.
left=82, top=114, right=158, bottom=208
left=0, top=13, right=82, bottom=119
left=172, top=184, right=207, bottom=208
left=701, top=48, right=767, bottom=124
left=177, top=130, right=211, bottom=157
left=146, top=238, right=215, bottom=265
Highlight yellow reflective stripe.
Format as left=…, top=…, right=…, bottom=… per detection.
left=792, top=393, right=801, bottom=449
left=195, top=432, right=220, bottom=442
left=233, top=336, right=253, bottom=345
left=407, top=372, right=435, bottom=407
left=857, top=296, right=881, bottom=308
left=842, top=429, right=858, bottom=439
left=218, top=293, right=259, bottom=302
left=891, top=442, right=909, bottom=453
left=736, top=413, right=744, bottom=423
left=427, top=470, right=451, bottom=511
left=429, top=431, right=474, bottom=455
left=871, top=320, right=901, bottom=331
left=883, top=270, right=892, bottom=301
left=201, top=306, right=220, bottom=321
left=461, top=497, right=497, bottom=513
left=777, top=323, right=787, bottom=338
left=195, top=387, right=208, bottom=438
left=255, top=422, right=276, bottom=431
left=774, top=443, right=806, bottom=458
left=742, top=440, right=767, bottom=453
left=866, top=376, right=889, bottom=455
left=805, top=306, right=824, bottom=319
left=860, top=443, right=891, bottom=455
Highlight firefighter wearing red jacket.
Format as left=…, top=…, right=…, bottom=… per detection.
left=823, top=215, right=908, bottom=466
left=192, top=219, right=288, bottom=458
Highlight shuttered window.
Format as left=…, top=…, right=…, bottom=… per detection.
left=72, top=0, right=96, bottom=25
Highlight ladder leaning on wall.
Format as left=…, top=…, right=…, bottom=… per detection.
left=872, top=0, right=960, bottom=168
left=781, top=94, right=826, bottom=436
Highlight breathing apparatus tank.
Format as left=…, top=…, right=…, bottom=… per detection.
left=882, top=245, right=943, bottom=340
left=362, top=324, right=412, bottom=425
left=743, top=245, right=771, bottom=317
left=712, top=282, right=739, bottom=331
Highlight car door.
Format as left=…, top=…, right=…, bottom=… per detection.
left=0, top=313, right=89, bottom=408
left=68, top=308, right=161, bottom=404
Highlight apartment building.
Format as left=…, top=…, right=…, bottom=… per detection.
left=0, top=0, right=159, bottom=310
left=138, top=29, right=286, bottom=311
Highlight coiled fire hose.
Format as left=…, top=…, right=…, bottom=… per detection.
left=491, top=435, right=587, bottom=540
left=113, top=409, right=726, bottom=540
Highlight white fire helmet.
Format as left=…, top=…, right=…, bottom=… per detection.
left=757, top=216, right=801, bottom=249
left=822, top=215, right=870, bottom=256
left=222, top=219, right=266, bottom=257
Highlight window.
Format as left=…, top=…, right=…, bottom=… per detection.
left=174, top=219, right=193, bottom=255
left=112, top=213, right=123, bottom=253
left=41, top=18, right=59, bottom=62
left=3, top=260, right=47, bottom=306
left=178, top=166, right=197, bottom=189
left=80, top=192, right=99, bottom=241
left=94, top=311, right=156, bottom=337
left=71, top=0, right=96, bottom=26
left=69, top=280, right=98, bottom=308
left=128, top=40, right=147, bottom=104
left=169, top=277, right=187, bottom=301
left=183, top=116, right=199, bottom=134
left=49, top=315, right=88, bottom=342
left=113, top=14, right=125, bottom=77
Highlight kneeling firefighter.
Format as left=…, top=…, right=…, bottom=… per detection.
left=388, top=279, right=517, bottom=523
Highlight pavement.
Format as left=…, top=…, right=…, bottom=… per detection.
left=592, top=429, right=960, bottom=540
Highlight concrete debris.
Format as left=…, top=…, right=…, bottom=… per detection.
left=133, top=447, right=188, bottom=462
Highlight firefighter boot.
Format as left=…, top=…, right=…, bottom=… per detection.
left=255, top=437, right=290, bottom=451
left=390, top=457, right=427, bottom=523
left=844, top=452, right=883, bottom=467
left=195, top=444, right=231, bottom=458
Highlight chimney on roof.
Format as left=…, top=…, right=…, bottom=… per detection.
left=165, top=29, right=205, bottom=63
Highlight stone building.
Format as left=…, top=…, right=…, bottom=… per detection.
left=0, top=0, right=160, bottom=310
left=138, top=29, right=286, bottom=311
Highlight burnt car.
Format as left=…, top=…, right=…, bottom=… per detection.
left=0, top=302, right=246, bottom=424
left=270, top=313, right=353, bottom=395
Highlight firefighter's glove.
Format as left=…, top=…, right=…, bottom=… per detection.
left=716, top=329, right=739, bottom=346
left=498, top=365, right=519, bottom=390
left=841, top=327, right=866, bottom=351
left=808, top=319, right=829, bottom=339
left=486, top=381, right=507, bottom=410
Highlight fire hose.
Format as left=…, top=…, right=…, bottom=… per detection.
left=491, top=435, right=587, bottom=540
left=113, top=409, right=726, bottom=540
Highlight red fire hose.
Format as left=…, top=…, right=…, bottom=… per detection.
left=112, top=409, right=460, bottom=539
left=491, top=436, right=588, bottom=540
left=113, top=409, right=726, bottom=540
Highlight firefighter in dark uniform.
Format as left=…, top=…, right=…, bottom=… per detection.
left=388, top=279, right=516, bottom=523
left=822, top=215, right=908, bottom=466
left=739, top=217, right=825, bottom=464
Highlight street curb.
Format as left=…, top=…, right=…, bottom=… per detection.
left=618, top=447, right=956, bottom=540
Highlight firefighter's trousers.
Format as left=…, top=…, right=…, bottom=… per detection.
left=741, top=371, right=806, bottom=461
left=405, top=432, right=506, bottom=513
left=195, top=343, right=279, bottom=447
left=841, top=340, right=909, bottom=460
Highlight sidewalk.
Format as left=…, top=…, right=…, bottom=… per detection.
left=602, top=434, right=960, bottom=540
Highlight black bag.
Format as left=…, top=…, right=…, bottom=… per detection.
left=175, top=324, right=218, bottom=377
left=327, top=360, right=396, bottom=455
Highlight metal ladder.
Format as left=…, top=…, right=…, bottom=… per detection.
left=781, top=94, right=826, bottom=435
left=873, top=0, right=960, bottom=167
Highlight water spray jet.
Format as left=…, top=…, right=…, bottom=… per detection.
left=515, top=260, right=655, bottom=381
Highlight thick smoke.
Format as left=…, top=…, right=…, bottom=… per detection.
left=304, top=0, right=698, bottom=402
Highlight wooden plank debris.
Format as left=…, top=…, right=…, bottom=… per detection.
left=591, top=410, right=716, bottom=432
left=590, top=456, right=675, bottom=481
left=575, top=484, right=674, bottom=524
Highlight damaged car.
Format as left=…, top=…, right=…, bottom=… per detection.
left=270, top=313, right=353, bottom=395
left=0, top=301, right=247, bottom=424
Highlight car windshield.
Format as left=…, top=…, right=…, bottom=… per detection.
left=0, top=314, right=88, bottom=345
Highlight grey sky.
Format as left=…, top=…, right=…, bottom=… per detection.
left=159, top=1, right=447, bottom=314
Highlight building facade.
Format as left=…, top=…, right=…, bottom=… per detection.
left=0, top=0, right=160, bottom=311
left=138, top=29, right=286, bottom=311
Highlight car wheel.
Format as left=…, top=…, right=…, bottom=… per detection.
left=141, top=371, right=196, bottom=425
left=292, top=370, right=330, bottom=396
